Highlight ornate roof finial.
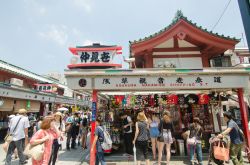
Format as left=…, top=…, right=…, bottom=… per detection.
left=173, top=10, right=184, bottom=22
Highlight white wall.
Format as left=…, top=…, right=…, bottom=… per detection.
left=153, top=57, right=203, bottom=69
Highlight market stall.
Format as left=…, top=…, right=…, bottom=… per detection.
left=65, top=68, right=250, bottom=165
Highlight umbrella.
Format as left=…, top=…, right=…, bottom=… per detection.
left=57, top=107, right=69, bottom=112
left=133, top=144, right=137, bottom=164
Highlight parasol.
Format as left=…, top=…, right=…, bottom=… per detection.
left=57, top=107, right=69, bottom=112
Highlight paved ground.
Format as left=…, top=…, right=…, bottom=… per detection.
left=0, top=139, right=83, bottom=165
left=1, top=140, right=249, bottom=165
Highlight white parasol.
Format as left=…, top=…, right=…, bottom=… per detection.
left=57, top=107, right=69, bottom=112
left=133, top=144, right=137, bottom=164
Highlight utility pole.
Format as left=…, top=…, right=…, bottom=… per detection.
left=238, top=0, right=250, bottom=48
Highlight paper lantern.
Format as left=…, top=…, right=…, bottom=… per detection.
left=198, top=94, right=209, bottom=105
left=167, top=94, right=178, bottom=105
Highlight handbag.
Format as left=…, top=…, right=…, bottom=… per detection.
left=5, top=117, right=22, bottom=143
left=187, top=126, right=200, bottom=145
left=157, top=121, right=164, bottom=142
left=24, top=143, right=44, bottom=160
left=213, top=141, right=229, bottom=161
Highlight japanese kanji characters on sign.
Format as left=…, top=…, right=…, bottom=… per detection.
left=65, top=75, right=248, bottom=90
left=78, top=51, right=113, bottom=63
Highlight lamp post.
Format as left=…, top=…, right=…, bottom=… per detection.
left=238, top=0, right=250, bottom=48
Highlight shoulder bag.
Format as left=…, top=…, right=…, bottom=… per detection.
left=24, top=131, right=47, bottom=160
left=213, top=140, right=229, bottom=161
left=157, top=121, right=164, bottom=142
left=5, top=117, right=22, bottom=143
left=187, top=126, right=200, bottom=145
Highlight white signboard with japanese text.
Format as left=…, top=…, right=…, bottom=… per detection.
left=73, top=51, right=115, bottom=64
left=93, top=75, right=248, bottom=90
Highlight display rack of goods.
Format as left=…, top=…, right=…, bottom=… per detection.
left=192, top=104, right=213, bottom=132
left=167, top=105, right=182, bottom=132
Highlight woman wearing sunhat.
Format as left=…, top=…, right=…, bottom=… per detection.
left=48, top=112, right=65, bottom=165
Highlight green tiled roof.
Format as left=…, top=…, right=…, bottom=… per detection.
left=129, top=10, right=240, bottom=45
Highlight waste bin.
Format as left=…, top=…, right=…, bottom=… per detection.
left=177, top=139, right=185, bottom=156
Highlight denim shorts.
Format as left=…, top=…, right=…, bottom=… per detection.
left=150, top=127, right=160, bottom=138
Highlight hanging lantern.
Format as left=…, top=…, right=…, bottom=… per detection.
left=198, top=94, right=209, bottom=105
left=167, top=94, right=178, bottom=105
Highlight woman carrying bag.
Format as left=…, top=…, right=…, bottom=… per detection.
left=187, top=118, right=203, bottom=165
left=132, top=111, right=150, bottom=165
left=29, top=116, right=60, bottom=165
left=49, top=112, right=65, bottom=165
left=157, top=111, right=174, bottom=165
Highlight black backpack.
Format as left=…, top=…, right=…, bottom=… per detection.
left=82, top=117, right=88, bottom=127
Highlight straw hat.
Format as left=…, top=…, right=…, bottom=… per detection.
left=18, top=109, right=27, bottom=114
left=54, top=112, right=62, bottom=117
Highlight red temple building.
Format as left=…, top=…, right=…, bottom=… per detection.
left=130, top=10, right=239, bottom=69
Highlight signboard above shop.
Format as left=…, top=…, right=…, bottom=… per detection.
left=68, top=43, right=122, bottom=69
left=65, top=74, right=249, bottom=91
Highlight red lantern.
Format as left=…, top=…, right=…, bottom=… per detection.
left=167, top=94, right=178, bottom=105
left=114, top=95, right=124, bottom=104
left=198, top=94, right=209, bottom=105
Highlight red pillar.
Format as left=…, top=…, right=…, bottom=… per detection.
left=90, top=90, right=98, bottom=165
left=237, top=88, right=250, bottom=147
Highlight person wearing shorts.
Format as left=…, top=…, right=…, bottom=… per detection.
left=157, top=111, right=174, bottom=165
left=148, top=114, right=160, bottom=160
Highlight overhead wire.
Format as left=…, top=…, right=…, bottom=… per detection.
left=211, top=0, right=232, bottom=31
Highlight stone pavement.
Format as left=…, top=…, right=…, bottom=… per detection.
left=1, top=140, right=248, bottom=165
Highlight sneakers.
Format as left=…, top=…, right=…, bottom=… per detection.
left=21, top=160, right=28, bottom=164
left=122, top=153, right=133, bottom=157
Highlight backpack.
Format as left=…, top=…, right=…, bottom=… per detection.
left=82, top=117, right=88, bottom=127
left=98, top=126, right=112, bottom=151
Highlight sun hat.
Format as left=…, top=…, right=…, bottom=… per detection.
left=18, top=109, right=27, bottom=114
left=55, top=112, right=62, bottom=117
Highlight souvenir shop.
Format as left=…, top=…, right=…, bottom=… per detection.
left=65, top=68, right=250, bottom=164
left=97, top=91, right=233, bottom=154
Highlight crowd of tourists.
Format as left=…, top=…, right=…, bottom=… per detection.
left=2, top=108, right=246, bottom=165
left=3, top=108, right=91, bottom=165
left=119, top=110, right=245, bottom=165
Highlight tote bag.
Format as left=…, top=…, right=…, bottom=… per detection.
left=24, top=143, right=44, bottom=160
left=213, top=141, right=229, bottom=161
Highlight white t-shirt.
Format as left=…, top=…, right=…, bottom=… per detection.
left=55, top=121, right=65, bottom=132
left=9, top=115, right=30, bottom=141
left=125, top=116, right=132, bottom=133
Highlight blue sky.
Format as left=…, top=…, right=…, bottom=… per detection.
left=0, top=0, right=247, bottom=75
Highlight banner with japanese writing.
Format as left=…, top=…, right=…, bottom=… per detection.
left=94, top=75, right=248, bottom=90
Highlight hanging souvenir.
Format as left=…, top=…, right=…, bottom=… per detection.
left=178, top=94, right=185, bottom=105
left=198, top=94, right=209, bottom=105
left=122, top=96, right=127, bottom=107
left=160, top=95, right=167, bottom=105
left=154, top=94, right=159, bottom=107
left=126, top=96, right=131, bottom=106
left=186, top=94, right=199, bottom=104
left=167, top=94, right=178, bottom=105
left=130, top=95, right=136, bottom=106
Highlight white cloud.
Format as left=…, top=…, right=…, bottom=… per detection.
left=38, top=25, right=68, bottom=46
left=83, top=40, right=94, bottom=46
left=73, top=0, right=93, bottom=13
